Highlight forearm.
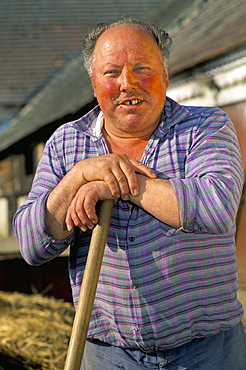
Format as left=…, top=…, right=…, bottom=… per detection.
left=129, top=174, right=181, bottom=229
left=46, top=165, right=87, bottom=239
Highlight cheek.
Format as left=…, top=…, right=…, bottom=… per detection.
left=147, top=79, right=166, bottom=103
left=141, top=74, right=166, bottom=94
left=94, top=79, right=118, bottom=101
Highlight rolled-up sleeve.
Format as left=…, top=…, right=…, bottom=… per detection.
left=170, top=110, right=244, bottom=234
left=13, top=127, right=76, bottom=265
left=13, top=192, right=74, bottom=265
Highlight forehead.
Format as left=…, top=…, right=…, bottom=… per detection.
left=93, top=24, right=161, bottom=61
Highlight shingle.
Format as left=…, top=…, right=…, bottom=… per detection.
left=163, top=0, right=246, bottom=75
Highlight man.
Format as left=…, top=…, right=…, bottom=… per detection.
left=13, top=17, right=246, bottom=369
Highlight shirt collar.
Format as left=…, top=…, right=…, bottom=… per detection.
left=156, top=97, right=192, bottom=136
left=91, top=110, right=104, bottom=137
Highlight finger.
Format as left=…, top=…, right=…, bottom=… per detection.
left=66, top=201, right=94, bottom=232
left=83, top=197, right=98, bottom=225
left=101, top=158, right=142, bottom=199
left=105, top=166, right=132, bottom=200
left=66, top=209, right=87, bottom=232
left=74, top=204, right=95, bottom=230
left=101, top=171, right=121, bottom=198
left=115, top=155, right=156, bottom=198
left=128, top=158, right=157, bottom=178
left=65, top=202, right=76, bottom=231
left=117, top=160, right=140, bottom=198
left=65, top=211, right=74, bottom=232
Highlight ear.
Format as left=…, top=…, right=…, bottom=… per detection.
left=91, top=77, right=97, bottom=98
left=93, top=86, right=97, bottom=98
left=165, top=68, right=170, bottom=88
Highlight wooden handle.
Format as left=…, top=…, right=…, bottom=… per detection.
left=64, top=199, right=114, bottom=370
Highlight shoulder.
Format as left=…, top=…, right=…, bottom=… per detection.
left=47, top=105, right=101, bottom=144
left=42, top=106, right=102, bottom=157
left=184, top=104, right=228, bottom=121
left=165, top=97, right=232, bottom=130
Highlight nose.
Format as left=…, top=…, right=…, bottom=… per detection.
left=118, top=67, right=137, bottom=91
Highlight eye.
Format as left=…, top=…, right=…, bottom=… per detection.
left=135, top=66, right=151, bottom=72
left=104, top=70, right=120, bottom=76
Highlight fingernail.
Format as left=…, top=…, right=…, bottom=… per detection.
left=133, top=189, right=139, bottom=196
left=67, top=224, right=72, bottom=232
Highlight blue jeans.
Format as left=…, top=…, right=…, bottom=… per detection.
left=80, top=322, right=246, bottom=369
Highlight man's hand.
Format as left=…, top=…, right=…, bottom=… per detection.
left=76, top=153, right=157, bottom=200
left=46, top=153, right=156, bottom=239
left=65, top=181, right=116, bottom=232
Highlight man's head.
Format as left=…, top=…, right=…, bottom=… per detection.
left=82, top=17, right=172, bottom=137
left=82, top=17, right=172, bottom=77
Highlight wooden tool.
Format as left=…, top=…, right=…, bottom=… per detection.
left=64, top=199, right=114, bottom=370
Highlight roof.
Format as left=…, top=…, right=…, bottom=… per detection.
left=1, top=0, right=246, bottom=153
left=166, top=0, right=246, bottom=75
left=0, top=0, right=165, bottom=105
left=0, top=55, right=93, bottom=152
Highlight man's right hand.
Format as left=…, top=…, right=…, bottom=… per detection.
left=65, top=180, right=115, bottom=232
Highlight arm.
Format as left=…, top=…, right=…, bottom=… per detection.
left=170, top=110, right=244, bottom=234
left=65, top=176, right=180, bottom=232
left=13, top=130, right=157, bottom=265
left=124, top=111, right=243, bottom=234
left=129, top=174, right=181, bottom=228
left=46, top=153, right=157, bottom=239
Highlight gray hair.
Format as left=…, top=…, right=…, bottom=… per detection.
left=82, top=16, right=172, bottom=76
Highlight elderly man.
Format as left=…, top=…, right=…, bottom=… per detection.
left=13, top=17, right=246, bottom=369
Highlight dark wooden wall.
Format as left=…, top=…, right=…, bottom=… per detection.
left=0, top=256, right=73, bottom=302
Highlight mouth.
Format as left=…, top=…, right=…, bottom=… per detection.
left=121, top=99, right=142, bottom=106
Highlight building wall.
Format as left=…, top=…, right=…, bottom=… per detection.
left=0, top=143, right=44, bottom=236
left=0, top=198, right=8, bottom=237
left=222, top=102, right=246, bottom=286
left=0, top=256, right=73, bottom=302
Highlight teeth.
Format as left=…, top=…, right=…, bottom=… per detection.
left=123, top=100, right=141, bottom=105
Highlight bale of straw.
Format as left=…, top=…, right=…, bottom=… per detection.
left=0, top=291, right=75, bottom=370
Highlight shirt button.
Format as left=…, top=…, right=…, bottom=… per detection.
left=129, top=237, right=135, bottom=242
left=131, top=284, right=137, bottom=290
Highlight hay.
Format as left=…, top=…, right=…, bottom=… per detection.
left=0, top=291, right=75, bottom=370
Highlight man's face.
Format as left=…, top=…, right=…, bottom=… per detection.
left=91, top=24, right=170, bottom=138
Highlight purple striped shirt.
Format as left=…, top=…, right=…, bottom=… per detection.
left=13, top=97, right=244, bottom=351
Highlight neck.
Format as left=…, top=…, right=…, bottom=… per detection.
left=102, top=126, right=149, bottom=161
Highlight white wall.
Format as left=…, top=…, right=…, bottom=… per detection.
left=0, top=197, right=8, bottom=237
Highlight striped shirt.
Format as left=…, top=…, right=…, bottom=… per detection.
left=13, top=97, right=244, bottom=351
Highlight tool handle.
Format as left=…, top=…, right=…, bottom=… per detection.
left=64, top=199, right=114, bottom=370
